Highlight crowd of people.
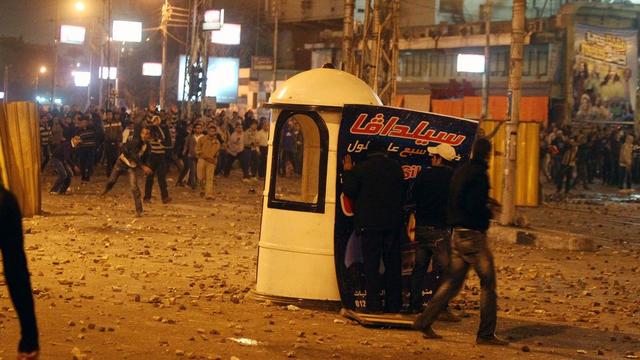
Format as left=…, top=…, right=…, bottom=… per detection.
left=540, top=123, right=639, bottom=195
left=38, top=105, right=272, bottom=216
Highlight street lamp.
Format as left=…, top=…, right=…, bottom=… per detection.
left=36, top=66, right=47, bottom=102
left=75, top=1, right=86, bottom=12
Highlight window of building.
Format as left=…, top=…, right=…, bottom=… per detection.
left=268, top=110, right=328, bottom=213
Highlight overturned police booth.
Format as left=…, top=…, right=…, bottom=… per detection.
left=254, top=68, right=479, bottom=326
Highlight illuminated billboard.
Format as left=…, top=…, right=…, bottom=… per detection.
left=60, top=25, right=86, bottom=45
left=112, top=21, right=142, bottom=43
left=72, top=71, right=91, bottom=87
left=99, top=67, right=117, bottom=80
left=142, top=63, right=162, bottom=76
left=178, top=56, right=239, bottom=103
left=456, top=54, right=485, bottom=73
left=203, top=9, right=224, bottom=31
left=211, top=23, right=241, bottom=45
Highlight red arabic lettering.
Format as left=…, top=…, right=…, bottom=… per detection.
left=349, top=113, right=467, bottom=147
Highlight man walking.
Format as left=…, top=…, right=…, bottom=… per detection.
left=410, top=143, right=460, bottom=323
left=75, top=116, right=97, bottom=183
left=143, top=116, right=172, bottom=204
left=342, top=141, right=405, bottom=313
left=49, top=136, right=81, bottom=195
left=196, top=124, right=221, bottom=199
left=414, top=138, right=508, bottom=346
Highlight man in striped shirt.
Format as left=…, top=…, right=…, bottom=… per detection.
left=103, top=110, right=122, bottom=177
left=39, top=115, right=52, bottom=171
left=143, top=116, right=172, bottom=204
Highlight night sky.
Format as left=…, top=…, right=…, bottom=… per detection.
left=0, top=0, right=164, bottom=45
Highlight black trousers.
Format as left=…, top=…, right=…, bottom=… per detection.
left=76, top=147, right=96, bottom=182
left=144, top=155, right=169, bottom=201
left=104, top=141, right=119, bottom=177
left=361, top=229, right=402, bottom=313
left=410, top=226, right=451, bottom=311
left=415, top=229, right=497, bottom=339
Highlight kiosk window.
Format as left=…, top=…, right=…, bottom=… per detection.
left=268, top=111, right=328, bottom=213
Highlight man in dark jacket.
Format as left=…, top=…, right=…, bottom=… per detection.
left=75, top=116, right=97, bottom=182
left=409, top=143, right=460, bottom=321
left=414, top=138, right=508, bottom=346
left=342, top=140, right=404, bottom=313
left=1, top=185, right=40, bottom=359
left=103, top=109, right=122, bottom=177
left=49, top=136, right=81, bottom=195
left=102, top=127, right=152, bottom=216
left=143, top=116, right=172, bottom=204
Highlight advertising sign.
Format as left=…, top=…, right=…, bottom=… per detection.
left=60, top=25, right=86, bottom=45
left=99, top=67, right=117, bottom=80
left=112, top=21, right=143, bottom=43
left=572, top=24, right=637, bottom=123
left=211, top=23, right=241, bottom=45
left=203, top=9, right=224, bottom=31
left=251, top=56, right=273, bottom=71
left=178, top=56, right=239, bottom=103
left=142, top=63, right=162, bottom=77
left=335, top=105, right=478, bottom=312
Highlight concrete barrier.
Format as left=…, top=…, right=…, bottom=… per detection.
left=488, top=225, right=595, bottom=251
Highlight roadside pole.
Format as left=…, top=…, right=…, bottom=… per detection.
left=500, top=0, right=525, bottom=225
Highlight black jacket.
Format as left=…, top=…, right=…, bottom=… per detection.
left=51, top=140, right=76, bottom=167
left=343, top=153, right=405, bottom=231
left=413, top=165, right=453, bottom=228
left=120, top=135, right=150, bottom=168
left=447, top=159, right=492, bottom=231
left=0, top=186, right=39, bottom=352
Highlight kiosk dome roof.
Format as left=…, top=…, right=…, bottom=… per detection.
left=269, top=68, right=382, bottom=108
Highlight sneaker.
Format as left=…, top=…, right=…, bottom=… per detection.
left=49, top=191, right=61, bottom=195
left=162, top=197, right=172, bottom=204
left=416, top=326, right=442, bottom=339
left=476, top=336, right=509, bottom=346
left=241, top=178, right=251, bottom=183
left=135, top=210, right=143, bottom=217
left=437, top=309, right=461, bottom=322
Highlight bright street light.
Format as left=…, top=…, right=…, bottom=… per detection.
left=75, top=1, right=86, bottom=12
left=39, top=66, right=47, bottom=74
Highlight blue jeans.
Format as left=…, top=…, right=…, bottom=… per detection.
left=50, top=158, right=72, bottom=194
left=415, top=229, right=497, bottom=339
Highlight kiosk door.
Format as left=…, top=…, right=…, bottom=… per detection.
left=334, top=105, right=478, bottom=321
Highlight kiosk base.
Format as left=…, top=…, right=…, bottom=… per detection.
left=248, top=290, right=342, bottom=311
left=340, top=308, right=417, bottom=328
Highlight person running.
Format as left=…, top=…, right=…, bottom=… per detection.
left=102, top=127, right=153, bottom=216
left=177, top=121, right=203, bottom=189
left=196, top=123, right=222, bottom=199
left=414, top=138, right=508, bottom=346
left=1, top=185, right=40, bottom=359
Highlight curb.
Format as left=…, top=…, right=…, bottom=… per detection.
left=488, top=225, right=595, bottom=251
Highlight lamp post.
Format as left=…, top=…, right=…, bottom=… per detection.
left=35, top=66, right=47, bottom=101
left=52, top=1, right=86, bottom=106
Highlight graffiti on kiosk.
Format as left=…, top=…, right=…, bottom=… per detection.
left=349, top=113, right=468, bottom=146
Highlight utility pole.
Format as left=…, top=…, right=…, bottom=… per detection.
left=272, top=0, right=279, bottom=94
left=106, top=0, right=113, bottom=110
left=160, top=0, right=170, bottom=109
left=341, top=0, right=354, bottom=73
left=3, top=65, right=9, bottom=104
left=481, top=0, right=492, bottom=125
left=356, top=0, right=399, bottom=105
left=52, top=3, right=59, bottom=106
left=500, top=0, right=525, bottom=225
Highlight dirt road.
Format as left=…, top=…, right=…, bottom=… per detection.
left=0, top=176, right=638, bottom=359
